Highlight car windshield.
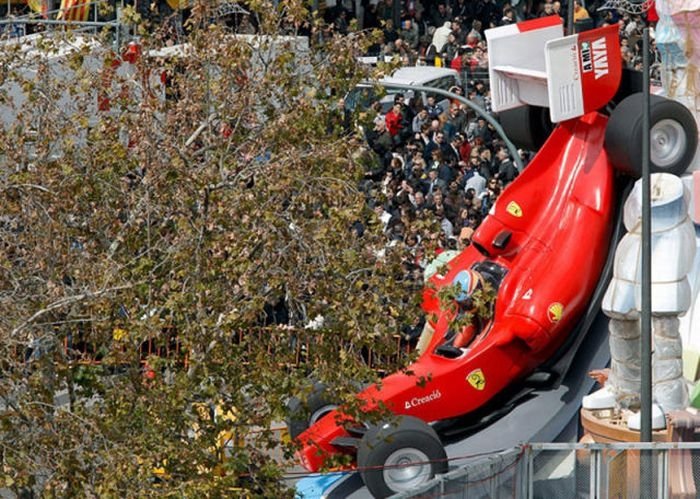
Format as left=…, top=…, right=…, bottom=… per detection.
left=345, top=86, right=404, bottom=113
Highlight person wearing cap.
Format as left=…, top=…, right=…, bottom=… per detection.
left=366, top=115, right=393, bottom=158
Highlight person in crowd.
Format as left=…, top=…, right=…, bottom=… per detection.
left=573, top=0, right=590, bottom=21
left=431, top=20, right=453, bottom=53
left=366, top=115, right=393, bottom=160
left=431, top=3, right=452, bottom=28
left=412, top=108, right=430, bottom=133
left=435, top=206, right=455, bottom=238
left=425, top=95, right=444, bottom=120
left=443, top=32, right=460, bottom=66
left=451, top=17, right=466, bottom=44
left=468, top=19, right=483, bottom=42
left=444, top=105, right=467, bottom=140
left=479, top=178, right=501, bottom=217
left=412, top=189, right=429, bottom=214
left=400, top=16, right=420, bottom=49
left=501, top=6, right=515, bottom=25
left=465, top=161, right=487, bottom=196
left=443, top=133, right=463, bottom=165
left=423, top=165, right=447, bottom=196
left=541, top=2, right=555, bottom=17
left=473, top=116, right=492, bottom=144
left=385, top=102, right=404, bottom=139
left=495, top=147, right=518, bottom=184
left=552, top=1, right=564, bottom=21
left=478, top=147, right=495, bottom=178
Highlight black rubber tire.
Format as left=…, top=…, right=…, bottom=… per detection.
left=498, top=105, right=554, bottom=152
left=358, top=416, right=447, bottom=498
left=286, top=382, right=337, bottom=440
left=605, top=93, right=698, bottom=177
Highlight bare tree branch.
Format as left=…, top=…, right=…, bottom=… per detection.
left=11, top=283, right=138, bottom=336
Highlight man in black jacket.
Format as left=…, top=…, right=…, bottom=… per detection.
left=495, top=147, right=518, bottom=185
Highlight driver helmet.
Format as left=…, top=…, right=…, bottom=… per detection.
left=452, top=269, right=483, bottom=306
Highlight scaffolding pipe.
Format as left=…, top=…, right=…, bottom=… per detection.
left=0, top=18, right=117, bottom=27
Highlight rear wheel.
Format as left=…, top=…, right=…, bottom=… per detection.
left=498, top=105, right=554, bottom=152
left=358, top=416, right=447, bottom=498
left=605, top=93, right=698, bottom=177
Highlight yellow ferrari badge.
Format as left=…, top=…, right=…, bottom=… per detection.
left=547, top=302, right=564, bottom=323
left=467, top=369, right=486, bottom=391
left=506, top=201, right=523, bottom=218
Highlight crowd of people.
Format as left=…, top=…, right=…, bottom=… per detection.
left=340, top=0, right=661, bottom=280
left=357, top=91, right=523, bottom=264
left=324, top=0, right=659, bottom=69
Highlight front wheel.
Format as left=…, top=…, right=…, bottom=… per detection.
left=605, top=93, right=698, bottom=177
left=286, top=382, right=338, bottom=440
left=358, top=416, right=448, bottom=498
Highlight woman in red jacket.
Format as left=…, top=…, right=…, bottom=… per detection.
left=384, top=103, right=404, bottom=137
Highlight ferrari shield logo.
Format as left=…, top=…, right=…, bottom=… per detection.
left=467, top=369, right=486, bottom=391
left=547, top=302, right=564, bottom=323
left=506, top=201, right=523, bottom=218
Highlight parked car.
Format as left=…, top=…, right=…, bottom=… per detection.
left=345, top=66, right=461, bottom=115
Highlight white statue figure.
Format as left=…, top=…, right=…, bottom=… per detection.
left=584, top=174, right=697, bottom=428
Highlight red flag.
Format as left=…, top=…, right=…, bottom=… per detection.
left=57, top=0, right=90, bottom=22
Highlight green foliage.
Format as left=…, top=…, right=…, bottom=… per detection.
left=0, top=10, right=420, bottom=497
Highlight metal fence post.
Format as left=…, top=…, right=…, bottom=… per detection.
left=528, top=446, right=534, bottom=499
left=658, top=447, right=668, bottom=499
left=590, top=447, right=600, bottom=499
left=519, top=446, right=529, bottom=499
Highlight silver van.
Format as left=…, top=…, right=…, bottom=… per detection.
left=345, top=66, right=461, bottom=114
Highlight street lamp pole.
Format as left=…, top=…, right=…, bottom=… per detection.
left=640, top=26, right=653, bottom=499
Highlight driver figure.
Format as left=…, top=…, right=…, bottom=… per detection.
left=450, top=269, right=487, bottom=349
left=417, top=261, right=505, bottom=355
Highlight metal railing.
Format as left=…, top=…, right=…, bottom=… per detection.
left=393, top=442, right=700, bottom=498
left=18, top=326, right=414, bottom=374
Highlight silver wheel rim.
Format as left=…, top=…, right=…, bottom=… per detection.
left=382, top=448, right=432, bottom=492
left=309, top=404, right=337, bottom=426
left=650, top=119, right=686, bottom=168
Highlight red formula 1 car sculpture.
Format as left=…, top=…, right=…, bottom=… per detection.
left=291, top=17, right=698, bottom=498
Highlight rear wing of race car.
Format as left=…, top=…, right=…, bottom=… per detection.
left=486, top=17, right=622, bottom=123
